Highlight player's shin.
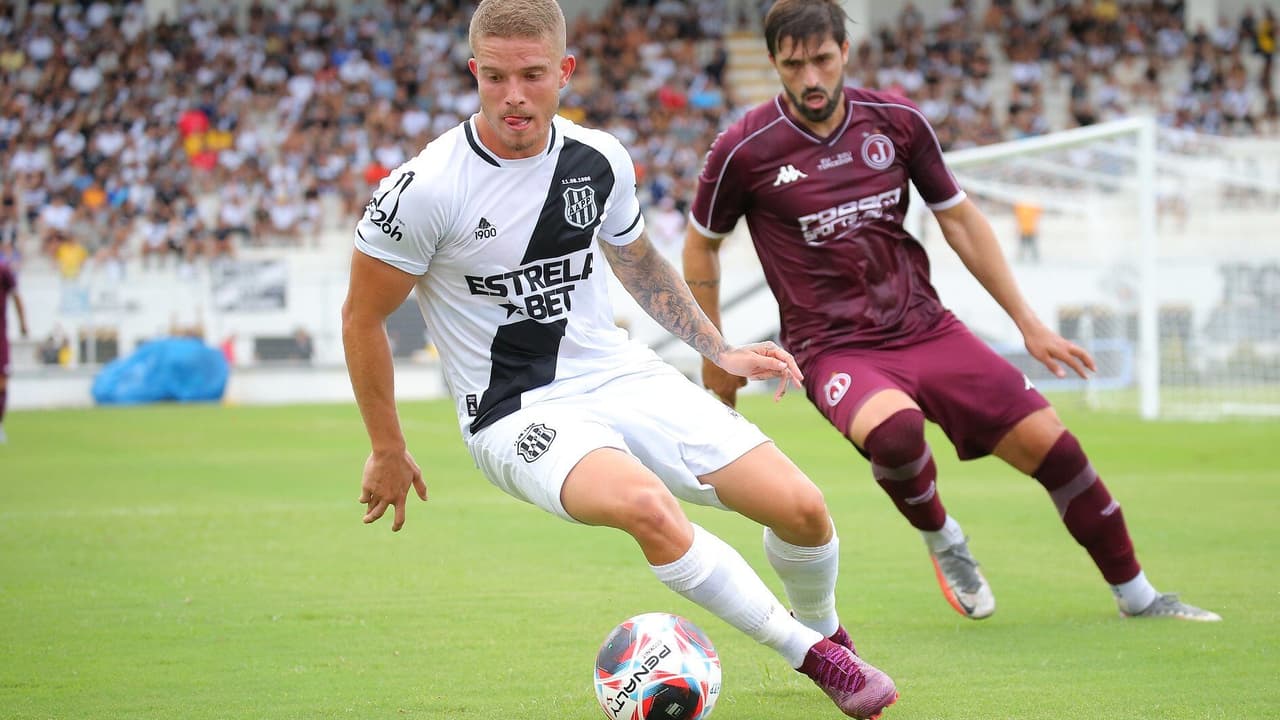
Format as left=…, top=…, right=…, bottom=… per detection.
left=650, top=524, right=821, bottom=668
left=764, top=524, right=840, bottom=637
left=1034, top=431, right=1142, bottom=586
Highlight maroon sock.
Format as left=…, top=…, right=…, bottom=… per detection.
left=864, top=409, right=946, bottom=532
left=0, top=388, right=6, bottom=425
left=1033, top=431, right=1140, bottom=584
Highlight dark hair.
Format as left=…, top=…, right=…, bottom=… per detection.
left=763, top=0, right=850, bottom=57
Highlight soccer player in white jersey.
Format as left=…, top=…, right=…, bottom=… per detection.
left=340, top=1, right=897, bottom=717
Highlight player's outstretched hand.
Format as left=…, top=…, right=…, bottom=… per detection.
left=359, top=449, right=427, bottom=532
left=702, top=357, right=746, bottom=408
left=716, top=341, right=805, bottom=401
left=1024, top=322, right=1097, bottom=379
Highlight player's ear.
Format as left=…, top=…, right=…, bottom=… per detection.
left=559, top=54, right=576, bottom=87
left=468, top=57, right=479, bottom=78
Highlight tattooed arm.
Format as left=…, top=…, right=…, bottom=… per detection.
left=601, top=230, right=728, bottom=361
left=600, top=232, right=803, bottom=394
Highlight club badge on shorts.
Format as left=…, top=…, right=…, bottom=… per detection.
left=515, top=422, right=557, bottom=462
left=824, top=372, right=852, bottom=406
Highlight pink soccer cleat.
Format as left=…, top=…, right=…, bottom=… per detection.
left=797, top=638, right=899, bottom=719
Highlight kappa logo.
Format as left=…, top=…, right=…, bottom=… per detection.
left=824, top=372, right=852, bottom=406
left=562, top=185, right=597, bottom=229
left=861, top=134, right=895, bottom=170
left=772, top=164, right=808, bottom=186
left=1023, top=374, right=1035, bottom=390
left=515, top=422, right=557, bottom=462
left=474, top=217, right=498, bottom=240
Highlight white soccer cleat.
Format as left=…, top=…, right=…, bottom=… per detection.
left=929, top=539, right=996, bottom=619
left=1122, top=593, right=1222, bottom=622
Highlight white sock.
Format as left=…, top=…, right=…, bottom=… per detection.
left=651, top=525, right=823, bottom=668
left=920, top=514, right=966, bottom=553
left=1111, top=570, right=1158, bottom=613
left=763, top=525, right=840, bottom=637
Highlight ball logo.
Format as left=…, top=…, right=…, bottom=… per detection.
left=824, top=372, right=852, bottom=406
left=861, top=134, right=895, bottom=170
left=515, top=423, right=556, bottom=462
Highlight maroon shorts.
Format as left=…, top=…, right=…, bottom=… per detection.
left=801, top=314, right=1050, bottom=460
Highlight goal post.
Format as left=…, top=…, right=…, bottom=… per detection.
left=926, top=116, right=1280, bottom=420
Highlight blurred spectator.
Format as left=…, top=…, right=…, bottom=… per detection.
left=292, top=328, right=314, bottom=363
left=1013, top=200, right=1043, bottom=264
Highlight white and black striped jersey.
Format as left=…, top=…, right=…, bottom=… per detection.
left=355, top=114, right=662, bottom=438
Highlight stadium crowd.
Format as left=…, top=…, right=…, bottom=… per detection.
left=0, top=0, right=1275, bottom=275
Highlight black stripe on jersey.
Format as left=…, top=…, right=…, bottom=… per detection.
left=470, top=137, right=617, bottom=433
left=612, top=208, right=642, bottom=238
left=464, top=121, right=501, bottom=167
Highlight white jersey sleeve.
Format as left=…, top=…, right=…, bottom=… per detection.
left=593, top=134, right=646, bottom=247
left=354, top=166, right=445, bottom=275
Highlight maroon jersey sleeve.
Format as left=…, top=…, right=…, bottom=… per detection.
left=689, top=125, right=751, bottom=238
left=898, top=98, right=965, bottom=210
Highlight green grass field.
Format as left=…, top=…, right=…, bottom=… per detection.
left=2, top=394, right=1276, bottom=719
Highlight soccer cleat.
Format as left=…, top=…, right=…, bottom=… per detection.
left=797, top=638, right=899, bottom=719
left=1121, top=593, right=1222, bottom=622
left=789, top=611, right=857, bottom=655
left=829, top=624, right=856, bottom=655
left=0, top=425, right=6, bottom=444
left=929, top=539, right=996, bottom=619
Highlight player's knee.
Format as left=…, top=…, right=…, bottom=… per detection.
left=615, top=484, right=686, bottom=545
left=863, top=408, right=927, bottom=467
left=780, top=482, right=832, bottom=544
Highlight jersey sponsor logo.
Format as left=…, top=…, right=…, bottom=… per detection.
left=824, top=372, right=852, bottom=406
left=515, top=422, right=556, bottom=462
left=817, top=151, right=854, bottom=171
left=464, top=252, right=595, bottom=321
left=465, top=394, right=479, bottom=416
left=772, top=164, right=808, bottom=186
left=360, top=170, right=415, bottom=242
left=797, top=187, right=902, bottom=245
left=562, top=185, right=597, bottom=229
left=474, top=217, right=498, bottom=240
left=861, top=134, right=895, bottom=170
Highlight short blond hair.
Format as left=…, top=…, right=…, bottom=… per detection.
left=469, top=0, right=567, bottom=56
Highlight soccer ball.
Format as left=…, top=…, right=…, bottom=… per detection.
left=593, top=612, right=721, bottom=720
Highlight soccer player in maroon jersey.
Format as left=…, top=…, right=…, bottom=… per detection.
left=684, top=0, right=1218, bottom=622
left=0, top=257, right=29, bottom=444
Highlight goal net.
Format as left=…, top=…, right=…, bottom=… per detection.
left=925, top=117, right=1280, bottom=420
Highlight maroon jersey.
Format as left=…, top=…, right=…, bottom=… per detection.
left=690, top=86, right=965, bottom=364
left=0, top=260, right=13, bottom=342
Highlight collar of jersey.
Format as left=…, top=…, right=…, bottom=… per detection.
left=464, top=115, right=560, bottom=168
left=773, top=91, right=854, bottom=147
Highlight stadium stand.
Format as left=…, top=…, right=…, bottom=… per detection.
left=0, top=0, right=1276, bottom=405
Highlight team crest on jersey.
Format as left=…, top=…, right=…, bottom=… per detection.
left=824, top=372, right=852, bottom=406
left=861, top=134, right=895, bottom=171
left=562, top=185, right=597, bottom=229
left=515, top=423, right=557, bottom=462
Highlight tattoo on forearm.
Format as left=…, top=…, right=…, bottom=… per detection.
left=603, top=232, right=726, bottom=361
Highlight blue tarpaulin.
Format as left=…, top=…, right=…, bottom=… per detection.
left=92, top=337, right=229, bottom=405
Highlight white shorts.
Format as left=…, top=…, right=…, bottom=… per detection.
left=466, top=366, right=771, bottom=522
